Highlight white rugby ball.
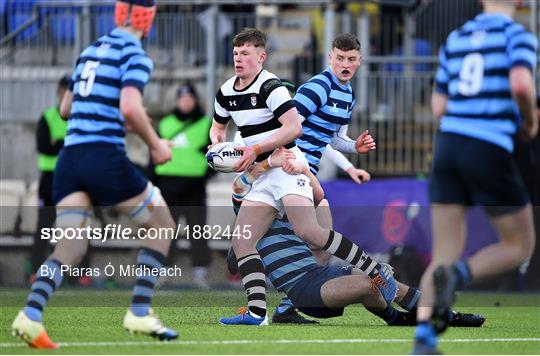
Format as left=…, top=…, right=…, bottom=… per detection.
left=206, top=142, right=243, bottom=172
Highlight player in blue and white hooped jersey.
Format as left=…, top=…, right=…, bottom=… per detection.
left=12, top=1, right=178, bottom=348
left=227, top=153, right=486, bottom=329
left=286, top=33, right=397, bottom=307
left=412, top=1, right=538, bottom=354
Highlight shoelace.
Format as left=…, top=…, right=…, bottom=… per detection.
left=370, top=274, right=389, bottom=294
left=237, top=307, right=247, bottom=318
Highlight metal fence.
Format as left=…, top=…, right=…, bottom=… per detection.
left=1, top=0, right=539, bottom=177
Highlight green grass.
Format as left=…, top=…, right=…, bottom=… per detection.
left=1, top=289, right=539, bottom=354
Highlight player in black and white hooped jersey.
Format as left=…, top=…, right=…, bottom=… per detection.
left=210, top=28, right=397, bottom=326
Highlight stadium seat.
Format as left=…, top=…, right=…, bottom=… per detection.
left=19, top=180, right=38, bottom=234
left=0, top=179, right=26, bottom=235
left=6, top=0, right=37, bottom=41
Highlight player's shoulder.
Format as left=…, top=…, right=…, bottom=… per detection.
left=300, top=71, right=332, bottom=93
left=219, top=76, right=238, bottom=96
left=258, top=70, right=284, bottom=97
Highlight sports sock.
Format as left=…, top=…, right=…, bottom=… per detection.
left=237, top=253, right=266, bottom=318
left=415, top=321, right=438, bottom=348
left=275, top=297, right=295, bottom=314
left=323, top=230, right=380, bottom=277
left=24, top=259, right=64, bottom=322
left=398, top=287, right=421, bottom=311
left=130, top=247, right=165, bottom=317
left=451, top=260, right=471, bottom=290
left=367, top=304, right=400, bottom=325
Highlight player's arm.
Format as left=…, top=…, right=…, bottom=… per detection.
left=507, top=26, right=538, bottom=141
left=232, top=148, right=295, bottom=196
left=59, top=90, right=73, bottom=119
left=432, top=44, right=450, bottom=120
left=211, top=91, right=231, bottom=145
left=324, top=145, right=370, bottom=184
left=329, top=125, right=376, bottom=154
left=510, top=67, right=537, bottom=141
left=120, top=87, right=170, bottom=164
left=234, top=80, right=302, bottom=171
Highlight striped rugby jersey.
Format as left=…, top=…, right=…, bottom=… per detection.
left=257, top=219, right=319, bottom=293
left=214, top=70, right=296, bottom=161
left=66, top=28, right=153, bottom=148
left=231, top=198, right=318, bottom=293
left=435, top=13, right=538, bottom=152
left=294, top=68, right=356, bottom=174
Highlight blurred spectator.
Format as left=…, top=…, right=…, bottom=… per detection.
left=155, top=82, right=212, bottom=289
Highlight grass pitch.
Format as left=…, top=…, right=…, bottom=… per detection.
left=1, top=289, right=539, bottom=354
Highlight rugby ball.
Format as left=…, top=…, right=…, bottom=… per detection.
left=206, top=142, right=243, bottom=172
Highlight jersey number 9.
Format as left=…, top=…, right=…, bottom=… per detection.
left=458, top=53, right=484, bottom=96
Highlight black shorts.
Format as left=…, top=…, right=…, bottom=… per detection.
left=286, top=265, right=352, bottom=319
left=53, top=143, right=148, bottom=206
left=429, top=132, right=529, bottom=216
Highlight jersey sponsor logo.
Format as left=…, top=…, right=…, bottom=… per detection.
left=96, top=42, right=111, bottom=57
left=222, top=150, right=243, bottom=157
left=263, top=78, right=280, bottom=93
left=229, top=100, right=237, bottom=107
left=332, top=102, right=338, bottom=112
left=470, top=30, right=486, bottom=47
left=297, top=178, right=306, bottom=188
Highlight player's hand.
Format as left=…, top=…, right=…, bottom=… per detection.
left=151, top=139, right=173, bottom=165
left=270, top=147, right=295, bottom=167
left=346, top=167, right=371, bottom=184
left=282, top=159, right=307, bottom=175
left=519, top=117, right=539, bottom=142
left=355, top=130, right=376, bottom=153
left=207, top=134, right=224, bottom=149
left=233, top=146, right=257, bottom=172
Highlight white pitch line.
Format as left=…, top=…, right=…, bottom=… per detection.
left=1, top=338, right=539, bottom=348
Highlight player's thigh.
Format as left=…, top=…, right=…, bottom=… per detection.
left=315, top=198, right=332, bottom=229
left=430, top=204, right=467, bottom=264
left=116, top=182, right=174, bottom=228
left=282, top=194, right=323, bottom=241
left=52, top=192, right=93, bottom=265
left=490, top=203, right=535, bottom=258
left=320, top=271, right=374, bottom=308
left=233, top=199, right=277, bottom=252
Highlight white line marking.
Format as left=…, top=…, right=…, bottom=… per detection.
left=1, top=338, right=539, bottom=348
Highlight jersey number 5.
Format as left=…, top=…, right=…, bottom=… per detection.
left=458, top=53, right=484, bottom=96
left=78, top=60, right=100, bottom=97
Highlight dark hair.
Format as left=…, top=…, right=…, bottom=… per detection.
left=232, top=28, right=267, bottom=49
left=332, top=33, right=361, bottom=52
left=176, top=81, right=197, bottom=99
left=58, top=74, right=71, bottom=89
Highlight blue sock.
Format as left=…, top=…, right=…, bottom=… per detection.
left=398, top=287, right=421, bottom=311
left=367, top=304, right=399, bottom=325
left=130, top=248, right=165, bottom=317
left=415, top=321, right=438, bottom=348
left=275, top=297, right=295, bottom=314
left=452, top=260, right=471, bottom=290
left=23, top=259, right=64, bottom=322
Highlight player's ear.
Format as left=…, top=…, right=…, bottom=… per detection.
left=259, top=50, right=266, bottom=63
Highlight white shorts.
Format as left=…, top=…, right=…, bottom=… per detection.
left=244, top=146, right=313, bottom=217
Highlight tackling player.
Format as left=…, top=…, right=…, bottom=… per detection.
left=228, top=151, right=486, bottom=328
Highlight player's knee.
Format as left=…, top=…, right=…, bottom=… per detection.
left=129, top=186, right=165, bottom=227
